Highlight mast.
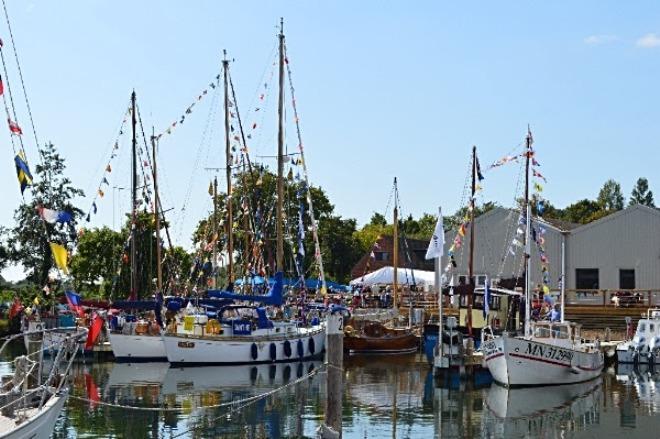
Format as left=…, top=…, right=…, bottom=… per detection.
left=212, top=176, right=218, bottom=287
left=130, top=90, right=138, bottom=299
left=524, top=127, right=532, bottom=337
left=223, top=49, right=234, bottom=285
left=467, top=146, right=476, bottom=336
left=276, top=18, right=285, bottom=273
left=152, top=129, right=162, bottom=292
left=393, top=177, right=399, bottom=309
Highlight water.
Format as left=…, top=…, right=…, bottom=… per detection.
left=3, top=344, right=659, bottom=438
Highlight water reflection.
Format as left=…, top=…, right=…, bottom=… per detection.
left=42, top=353, right=660, bottom=438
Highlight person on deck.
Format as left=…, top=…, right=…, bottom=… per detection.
left=550, top=304, right=561, bottom=322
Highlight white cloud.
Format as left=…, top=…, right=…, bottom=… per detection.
left=584, top=34, right=618, bottom=45
left=636, top=33, right=660, bottom=48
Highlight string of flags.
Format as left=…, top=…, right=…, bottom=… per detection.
left=156, top=73, right=221, bottom=140
left=530, top=141, right=552, bottom=295
left=14, top=150, right=32, bottom=194
left=85, top=106, right=131, bottom=222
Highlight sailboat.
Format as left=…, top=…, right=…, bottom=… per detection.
left=344, top=178, right=419, bottom=355
left=161, top=21, right=326, bottom=366
left=482, top=129, right=604, bottom=386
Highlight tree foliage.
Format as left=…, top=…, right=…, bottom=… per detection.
left=8, top=143, right=84, bottom=285
left=630, top=177, right=655, bottom=207
left=597, top=179, right=624, bottom=211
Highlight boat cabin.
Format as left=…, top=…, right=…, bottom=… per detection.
left=529, top=321, right=581, bottom=348
left=458, top=286, right=522, bottom=333
left=632, top=308, right=660, bottom=347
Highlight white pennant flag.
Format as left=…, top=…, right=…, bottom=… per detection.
left=425, top=208, right=445, bottom=260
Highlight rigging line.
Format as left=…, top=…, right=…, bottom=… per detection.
left=246, top=43, right=277, bottom=158
left=0, top=40, right=25, bottom=160
left=0, top=0, right=38, bottom=150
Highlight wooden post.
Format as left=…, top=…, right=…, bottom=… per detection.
left=323, top=312, right=343, bottom=438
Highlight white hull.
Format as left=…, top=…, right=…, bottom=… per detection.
left=0, top=390, right=67, bottom=439
left=108, top=332, right=167, bottom=362
left=163, top=326, right=326, bottom=365
left=483, top=335, right=603, bottom=386
left=107, top=362, right=171, bottom=388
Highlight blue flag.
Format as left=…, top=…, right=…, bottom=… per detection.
left=14, top=152, right=33, bottom=194
left=483, top=276, right=490, bottom=319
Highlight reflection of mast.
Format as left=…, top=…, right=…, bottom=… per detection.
left=276, top=18, right=285, bottom=273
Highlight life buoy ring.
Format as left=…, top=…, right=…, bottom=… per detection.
left=35, top=324, right=43, bottom=332
left=269, top=343, right=277, bottom=362
left=283, top=340, right=292, bottom=357
left=297, top=339, right=304, bottom=358
left=250, top=343, right=258, bottom=361
left=308, top=337, right=315, bottom=355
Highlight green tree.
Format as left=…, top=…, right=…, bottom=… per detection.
left=445, top=201, right=498, bottom=231
left=8, top=143, right=84, bottom=285
left=597, top=179, right=624, bottom=211
left=559, top=199, right=602, bottom=224
left=318, top=216, right=362, bottom=283
left=630, top=177, right=655, bottom=207
left=369, top=212, right=387, bottom=227
left=69, top=226, right=124, bottom=297
left=0, top=227, right=9, bottom=271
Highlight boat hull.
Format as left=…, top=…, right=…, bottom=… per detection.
left=108, top=332, right=167, bottom=362
left=163, top=326, right=326, bottom=366
left=483, top=335, right=603, bottom=386
left=344, top=331, right=419, bottom=354
left=23, top=328, right=77, bottom=355
left=615, top=343, right=660, bottom=364
left=0, top=390, right=67, bottom=439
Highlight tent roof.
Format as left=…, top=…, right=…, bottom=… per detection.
left=349, top=266, right=436, bottom=287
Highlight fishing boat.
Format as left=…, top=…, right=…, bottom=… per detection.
left=615, top=308, right=660, bottom=364
left=345, top=178, right=418, bottom=355
left=483, top=129, right=604, bottom=386
left=0, top=329, right=86, bottom=439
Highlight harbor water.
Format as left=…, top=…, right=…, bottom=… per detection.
left=27, top=353, right=660, bottom=438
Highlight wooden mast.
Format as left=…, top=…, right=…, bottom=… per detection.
left=524, top=127, right=532, bottom=337
left=276, top=18, right=285, bottom=274
left=212, top=176, right=218, bottom=287
left=223, top=50, right=234, bottom=285
left=152, top=129, right=162, bottom=292
left=130, top=90, right=138, bottom=299
left=467, top=146, right=476, bottom=336
left=393, top=177, right=399, bottom=309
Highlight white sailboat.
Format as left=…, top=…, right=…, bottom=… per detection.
left=615, top=308, right=660, bottom=364
left=483, top=129, right=604, bottom=386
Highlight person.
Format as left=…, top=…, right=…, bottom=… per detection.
left=550, top=304, right=561, bottom=322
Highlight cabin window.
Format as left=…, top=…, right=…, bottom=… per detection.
left=476, top=275, right=487, bottom=287
left=374, top=252, right=389, bottom=261
left=461, top=293, right=500, bottom=311
left=638, top=323, right=646, bottom=332
left=619, top=269, right=635, bottom=290
left=551, top=325, right=569, bottom=339
left=534, top=325, right=551, bottom=338
left=458, top=275, right=468, bottom=286
left=576, top=269, right=599, bottom=289
left=650, top=323, right=655, bottom=332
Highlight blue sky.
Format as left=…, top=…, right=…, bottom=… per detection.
left=2, top=1, right=660, bottom=280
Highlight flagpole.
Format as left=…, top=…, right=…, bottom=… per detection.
left=435, top=207, right=443, bottom=363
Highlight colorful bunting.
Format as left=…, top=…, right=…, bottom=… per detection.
left=8, top=119, right=22, bottom=135
left=14, top=151, right=32, bottom=194
left=50, top=242, right=69, bottom=274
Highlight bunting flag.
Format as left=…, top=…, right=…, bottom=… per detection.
left=8, top=297, right=23, bottom=319
left=0, top=75, right=4, bottom=95
left=65, top=291, right=84, bottom=317
left=50, top=242, right=69, bottom=274
left=85, top=313, right=103, bottom=349
left=8, top=119, right=22, bottom=135
left=533, top=182, right=543, bottom=192
left=14, top=151, right=33, bottom=194
left=532, top=169, right=547, bottom=182
left=37, top=206, right=73, bottom=224
left=475, top=156, right=485, bottom=181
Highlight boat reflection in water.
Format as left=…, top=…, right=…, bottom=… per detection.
left=481, top=380, right=601, bottom=437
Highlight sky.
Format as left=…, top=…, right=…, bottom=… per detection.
left=2, top=1, right=660, bottom=281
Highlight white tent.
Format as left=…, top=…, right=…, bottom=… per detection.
left=349, top=266, right=436, bottom=287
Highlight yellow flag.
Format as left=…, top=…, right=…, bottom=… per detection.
left=33, top=296, right=40, bottom=306
left=49, top=242, right=69, bottom=274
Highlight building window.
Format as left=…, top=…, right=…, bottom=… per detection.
left=476, top=275, right=487, bottom=287
left=576, top=269, right=599, bottom=289
left=374, top=252, right=389, bottom=261
left=619, top=269, right=635, bottom=290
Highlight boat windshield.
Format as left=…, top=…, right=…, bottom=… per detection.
left=551, top=324, right=569, bottom=339
left=533, top=324, right=551, bottom=338
left=638, top=322, right=646, bottom=332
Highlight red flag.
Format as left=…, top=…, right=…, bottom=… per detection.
left=8, top=297, right=23, bottom=319
left=85, top=313, right=103, bottom=350
left=8, top=119, right=22, bottom=135
left=0, top=76, right=4, bottom=96
left=84, top=373, right=100, bottom=408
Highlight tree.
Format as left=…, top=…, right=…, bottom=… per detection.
left=597, top=179, right=624, bottom=211
left=560, top=199, right=602, bottom=224
left=318, top=216, right=362, bottom=283
left=445, top=201, right=498, bottom=231
left=8, top=143, right=84, bottom=285
left=369, top=212, right=387, bottom=227
left=630, top=177, right=655, bottom=207
left=69, top=227, right=124, bottom=297
left=0, top=227, right=9, bottom=271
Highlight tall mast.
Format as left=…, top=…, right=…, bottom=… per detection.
left=392, top=177, right=399, bottom=309
left=524, top=127, right=533, bottom=337
left=276, top=18, right=285, bottom=273
left=152, top=129, right=162, bottom=292
left=467, top=146, right=476, bottom=336
left=223, top=50, right=234, bottom=285
left=130, top=90, right=138, bottom=299
left=212, top=176, right=218, bottom=287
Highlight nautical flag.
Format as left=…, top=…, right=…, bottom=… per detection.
left=425, top=209, right=445, bottom=260
left=65, top=291, right=84, bottom=316
left=85, top=313, right=103, bottom=349
left=50, top=243, right=69, bottom=274
left=106, top=164, right=112, bottom=173
left=92, top=202, right=97, bottom=214
left=8, top=297, right=23, bottom=319
left=8, top=119, right=22, bottom=135
left=533, top=169, right=547, bottom=182
left=483, top=276, right=490, bottom=318
left=14, top=151, right=32, bottom=194
left=0, top=75, right=4, bottom=95
left=37, top=206, right=73, bottom=224
left=475, top=156, right=484, bottom=181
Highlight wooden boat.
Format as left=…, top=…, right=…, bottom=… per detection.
left=344, top=321, right=418, bottom=354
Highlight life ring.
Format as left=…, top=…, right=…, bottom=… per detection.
left=297, top=339, right=304, bottom=358
left=250, top=343, right=258, bottom=361
left=269, top=343, right=277, bottom=362
left=35, top=324, right=43, bottom=332
left=283, top=340, right=292, bottom=357
left=308, top=337, right=315, bottom=355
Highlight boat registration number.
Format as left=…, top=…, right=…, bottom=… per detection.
left=521, top=342, right=573, bottom=362
left=178, top=341, right=195, bottom=348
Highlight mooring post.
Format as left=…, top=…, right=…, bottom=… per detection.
left=322, top=310, right=344, bottom=438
